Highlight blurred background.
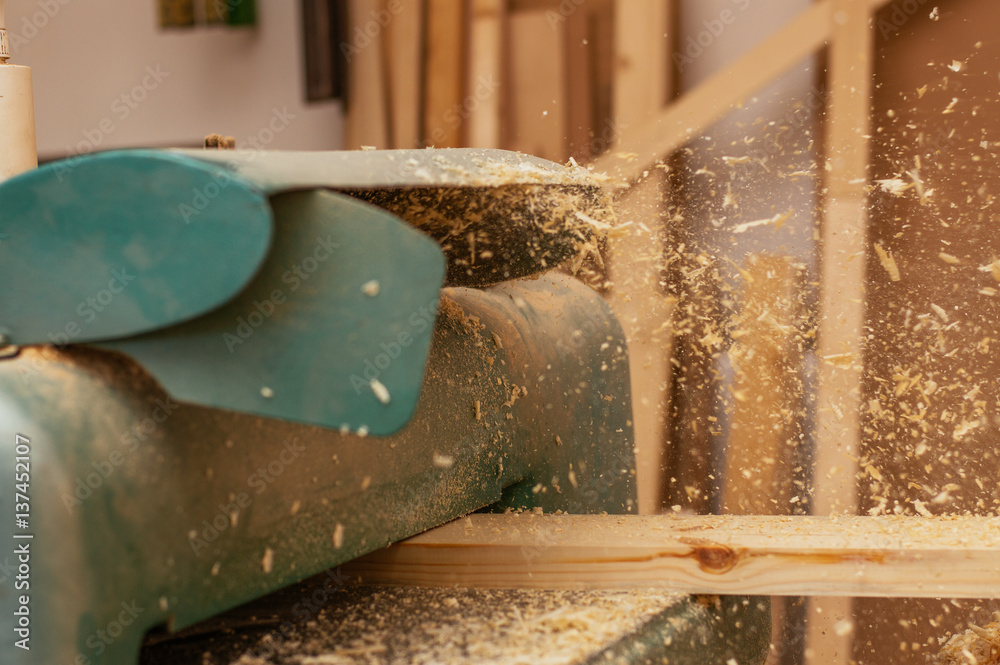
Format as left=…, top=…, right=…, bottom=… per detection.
left=8, top=0, right=1000, bottom=663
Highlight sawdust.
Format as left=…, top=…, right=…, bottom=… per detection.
left=224, top=586, right=685, bottom=665
left=930, top=612, right=1000, bottom=664
left=348, top=183, right=613, bottom=287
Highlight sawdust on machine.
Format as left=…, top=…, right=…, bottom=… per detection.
left=345, top=153, right=617, bottom=288
left=227, top=586, right=685, bottom=665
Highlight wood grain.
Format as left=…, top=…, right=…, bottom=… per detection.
left=344, top=513, right=1000, bottom=598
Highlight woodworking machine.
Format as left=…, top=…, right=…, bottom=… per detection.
left=0, top=148, right=769, bottom=664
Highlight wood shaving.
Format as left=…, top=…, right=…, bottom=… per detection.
left=224, top=586, right=685, bottom=665
left=931, top=612, right=1000, bottom=664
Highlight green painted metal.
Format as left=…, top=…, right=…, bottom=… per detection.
left=0, top=151, right=272, bottom=346
left=1, top=272, right=637, bottom=665
left=173, top=148, right=581, bottom=192
left=98, top=189, right=445, bottom=437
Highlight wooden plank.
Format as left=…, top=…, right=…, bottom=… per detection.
left=563, top=3, right=593, bottom=161
left=344, top=513, right=1000, bottom=599
left=345, top=0, right=390, bottom=148
left=506, top=9, right=566, bottom=161
left=809, top=0, right=875, bottom=662
left=466, top=0, right=504, bottom=148
left=383, top=0, right=424, bottom=148
left=606, top=0, right=672, bottom=515
left=423, top=0, right=466, bottom=147
left=814, top=0, right=873, bottom=516
left=591, top=0, right=831, bottom=182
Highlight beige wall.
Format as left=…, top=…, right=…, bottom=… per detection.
left=5, top=0, right=343, bottom=159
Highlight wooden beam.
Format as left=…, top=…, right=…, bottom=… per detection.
left=423, top=0, right=466, bottom=147
left=506, top=9, right=567, bottom=161
left=591, top=0, right=832, bottom=181
left=383, top=0, right=424, bottom=149
left=467, top=0, right=505, bottom=148
left=809, top=0, right=875, bottom=661
left=344, top=513, right=1000, bottom=599
left=563, top=1, right=593, bottom=161
left=345, top=0, right=390, bottom=149
left=606, top=0, right=672, bottom=516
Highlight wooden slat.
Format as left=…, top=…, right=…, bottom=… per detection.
left=591, top=0, right=832, bottom=182
left=466, top=0, right=505, bottom=148
left=809, top=0, right=875, bottom=662
left=345, top=0, right=391, bottom=149
left=563, top=2, right=593, bottom=161
left=423, top=0, right=466, bottom=147
left=606, top=0, right=672, bottom=515
left=506, top=9, right=567, bottom=161
left=814, top=1, right=873, bottom=516
left=345, top=513, right=1000, bottom=599
left=383, top=0, right=424, bottom=148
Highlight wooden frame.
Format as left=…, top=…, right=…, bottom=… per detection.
left=345, top=513, right=1000, bottom=599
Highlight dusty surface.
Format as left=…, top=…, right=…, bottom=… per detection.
left=349, top=182, right=613, bottom=287
left=226, top=587, right=684, bottom=665
left=140, top=585, right=685, bottom=665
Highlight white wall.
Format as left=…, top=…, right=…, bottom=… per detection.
left=6, top=0, right=344, bottom=159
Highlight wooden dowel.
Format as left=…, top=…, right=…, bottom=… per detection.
left=344, top=513, right=1000, bottom=599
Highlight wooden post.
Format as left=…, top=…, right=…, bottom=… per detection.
left=383, top=0, right=424, bottom=149
left=808, top=0, right=874, bottom=662
left=466, top=0, right=505, bottom=149
left=506, top=8, right=567, bottom=161
left=606, top=0, right=672, bottom=515
left=423, top=0, right=466, bottom=147
left=345, top=0, right=390, bottom=149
